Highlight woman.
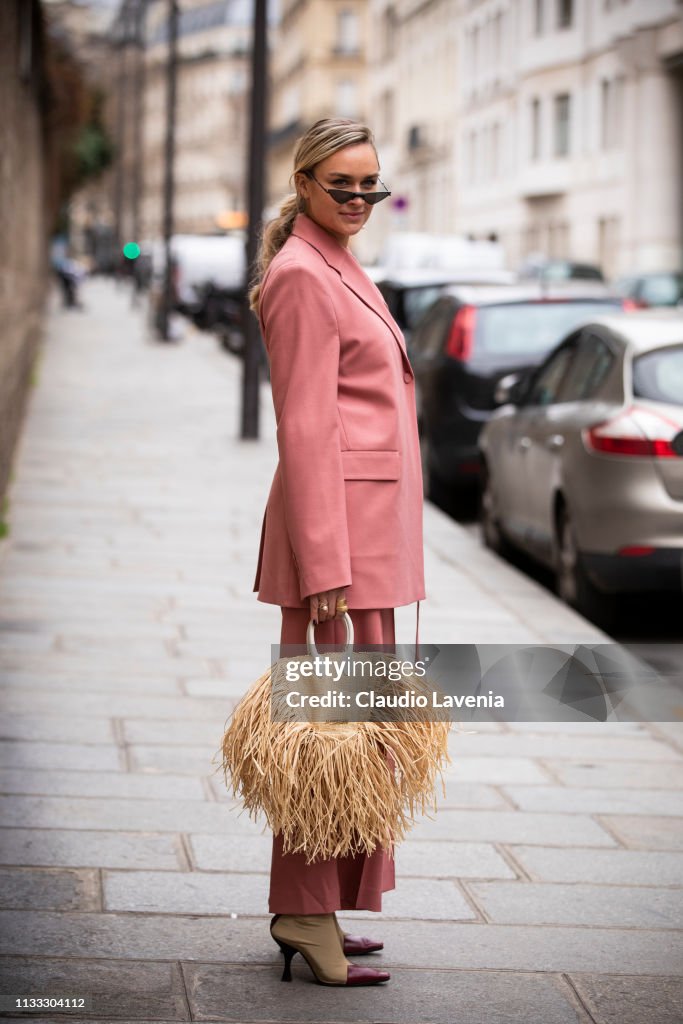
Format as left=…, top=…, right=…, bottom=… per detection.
left=250, top=118, right=425, bottom=987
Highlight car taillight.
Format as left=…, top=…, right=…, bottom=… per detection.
left=583, top=406, right=680, bottom=458
left=621, top=298, right=639, bottom=312
left=445, top=305, right=477, bottom=361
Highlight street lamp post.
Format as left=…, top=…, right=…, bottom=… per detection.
left=159, top=0, right=179, bottom=341
left=241, top=0, right=268, bottom=438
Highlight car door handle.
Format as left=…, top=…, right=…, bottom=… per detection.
left=546, top=434, right=565, bottom=451
left=518, top=437, right=531, bottom=450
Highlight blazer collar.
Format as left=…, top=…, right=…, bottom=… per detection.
left=290, top=213, right=411, bottom=369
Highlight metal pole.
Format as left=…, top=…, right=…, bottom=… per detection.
left=159, top=0, right=179, bottom=340
left=131, top=0, right=146, bottom=246
left=240, top=0, right=267, bottom=438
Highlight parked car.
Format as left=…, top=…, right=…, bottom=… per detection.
left=614, top=271, right=683, bottom=309
left=518, top=259, right=605, bottom=283
left=374, top=268, right=517, bottom=345
left=479, top=311, right=683, bottom=617
left=411, top=283, right=626, bottom=504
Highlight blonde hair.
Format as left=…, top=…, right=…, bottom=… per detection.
left=248, top=117, right=377, bottom=313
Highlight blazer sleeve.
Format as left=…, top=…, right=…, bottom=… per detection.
left=259, top=258, right=352, bottom=600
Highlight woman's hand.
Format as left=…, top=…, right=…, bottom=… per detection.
left=309, top=588, right=347, bottom=624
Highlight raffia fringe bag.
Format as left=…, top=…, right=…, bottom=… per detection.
left=219, top=612, right=451, bottom=864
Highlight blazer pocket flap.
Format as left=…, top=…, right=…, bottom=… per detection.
left=341, top=449, right=400, bottom=480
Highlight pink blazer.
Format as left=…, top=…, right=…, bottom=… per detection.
left=253, top=212, right=426, bottom=610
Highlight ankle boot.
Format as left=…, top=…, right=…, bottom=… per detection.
left=270, top=914, right=390, bottom=986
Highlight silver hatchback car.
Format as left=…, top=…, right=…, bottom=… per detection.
left=479, top=311, right=683, bottom=617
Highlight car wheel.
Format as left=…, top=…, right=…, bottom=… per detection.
left=480, top=463, right=509, bottom=556
left=555, top=504, right=611, bottom=625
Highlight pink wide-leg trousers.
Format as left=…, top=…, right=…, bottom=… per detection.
left=268, top=606, right=396, bottom=914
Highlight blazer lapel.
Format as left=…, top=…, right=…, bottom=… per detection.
left=291, top=214, right=413, bottom=375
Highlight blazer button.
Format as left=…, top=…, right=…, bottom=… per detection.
left=403, top=372, right=412, bottom=383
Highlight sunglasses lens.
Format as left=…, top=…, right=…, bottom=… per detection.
left=329, top=189, right=356, bottom=204
left=365, top=191, right=391, bottom=206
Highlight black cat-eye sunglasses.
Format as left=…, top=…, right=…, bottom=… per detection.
left=304, top=170, right=392, bottom=206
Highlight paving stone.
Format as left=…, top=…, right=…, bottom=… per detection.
left=0, top=689, right=229, bottom=722
left=0, top=741, right=122, bottom=772
left=1, top=911, right=681, bottom=975
left=409, top=809, right=616, bottom=846
left=183, top=963, right=585, bottom=1024
left=0, top=714, right=114, bottom=744
left=0, top=828, right=182, bottom=870
left=0, top=867, right=100, bottom=911
left=0, top=768, right=205, bottom=800
left=129, top=744, right=227, bottom=775
left=0, top=670, right=183, bottom=695
left=598, top=814, right=683, bottom=850
left=0, top=956, right=188, bottom=1020
left=444, top=756, right=553, bottom=784
left=448, top=732, right=682, bottom=762
left=542, top=760, right=683, bottom=789
left=121, top=718, right=229, bottom=746
left=188, top=834, right=272, bottom=872
left=102, top=870, right=476, bottom=921
left=0, top=796, right=266, bottom=836
left=503, top=784, right=683, bottom=816
left=465, top=880, right=683, bottom=927
left=395, top=840, right=516, bottom=879
left=569, top=973, right=683, bottom=1024
left=506, top=844, right=683, bottom=886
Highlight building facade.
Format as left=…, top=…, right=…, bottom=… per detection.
left=142, top=0, right=252, bottom=238
left=267, top=0, right=370, bottom=226
left=455, top=0, right=683, bottom=277
left=366, top=0, right=459, bottom=258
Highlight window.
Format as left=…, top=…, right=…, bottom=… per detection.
left=554, top=92, right=571, bottom=156
left=383, top=6, right=397, bottom=60
left=557, top=0, right=573, bottom=28
left=530, top=97, right=542, bottom=160
left=336, top=80, right=357, bottom=117
left=336, top=9, right=359, bottom=54
left=380, top=89, right=394, bottom=142
left=525, top=344, right=576, bottom=405
left=556, top=335, right=615, bottom=401
left=633, top=346, right=683, bottom=406
left=534, top=0, right=544, bottom=35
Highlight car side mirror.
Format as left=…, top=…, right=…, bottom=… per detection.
left=494, top=372, right=527, bottom=406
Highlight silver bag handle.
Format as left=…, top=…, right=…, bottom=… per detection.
left=306, top=611, right=355, bottom=657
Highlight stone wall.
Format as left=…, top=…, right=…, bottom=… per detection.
left=0, top=0, right=49, bottom=508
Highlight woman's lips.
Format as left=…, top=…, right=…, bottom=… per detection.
left=341, top=211, right=364, bottom=219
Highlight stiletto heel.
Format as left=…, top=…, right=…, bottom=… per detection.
left=278, top=941, right=296, bottom=982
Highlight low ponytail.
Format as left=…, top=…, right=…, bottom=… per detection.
left=248, top=192, right=303, bottom=313
left=248, top=117, right=377, bottom=316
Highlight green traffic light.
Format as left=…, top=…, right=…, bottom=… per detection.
left=123, top=242, right=141, bottom=260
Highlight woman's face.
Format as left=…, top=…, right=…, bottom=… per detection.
left=297, top=142, right=381, bottom=247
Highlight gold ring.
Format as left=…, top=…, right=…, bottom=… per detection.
left=336, top=599, right=348, bottom=613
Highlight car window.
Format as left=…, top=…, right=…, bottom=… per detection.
left=639, top=275, right=683, bottom=307
left=632, top=345, right=683, bottom=406
left=524, top=344, right=576, bottom=406
left=411, top=300, right=453, bottom=357
left=403, top=287, right=447, bottom=330
left=556, top=334, right=615, bottom=402
left=472, top=301, right=621, bottom=357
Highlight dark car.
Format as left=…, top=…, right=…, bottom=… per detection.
left=410, top=283, right=628, bottom=507
left=374, top=268, right=516, bottom=345
left=614, top=271, right=683, bottom=309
